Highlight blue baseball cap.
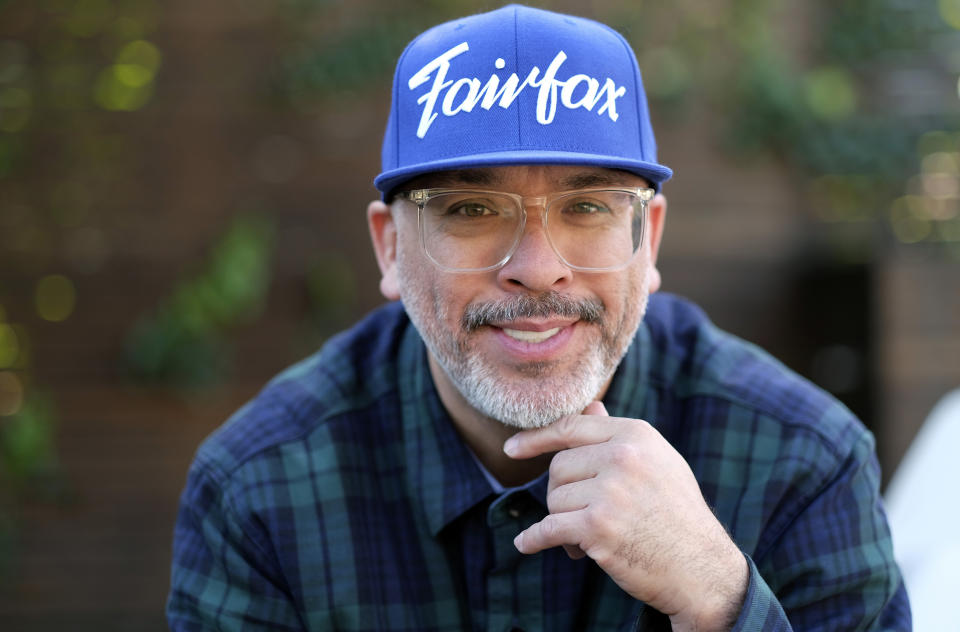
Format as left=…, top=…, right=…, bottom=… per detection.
left=375, top=4, right=673, bottom=196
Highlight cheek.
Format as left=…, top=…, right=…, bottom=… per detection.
left=599, top=259, right=649, bottom=327
left=396, top=239, right=452, bottom=323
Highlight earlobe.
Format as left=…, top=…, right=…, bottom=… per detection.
left=367, top=200, right=401, bottom=300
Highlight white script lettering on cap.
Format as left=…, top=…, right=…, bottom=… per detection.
left=407, top=42, right=627, bottom=139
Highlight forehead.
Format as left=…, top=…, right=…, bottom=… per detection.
left=402, top=165, right=650, bottom=192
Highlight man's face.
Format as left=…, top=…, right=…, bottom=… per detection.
left=370, top=165, right=666, bottom=429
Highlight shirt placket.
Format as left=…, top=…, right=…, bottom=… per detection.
left=485, top=490, right=545, bottom=632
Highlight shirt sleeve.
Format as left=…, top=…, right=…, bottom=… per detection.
left=166, top=456, right=305, bottom=631
left=729, top=433, right=911, bottom=631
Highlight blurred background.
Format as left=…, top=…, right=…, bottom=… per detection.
left=0, top=0, right=958, bottom=629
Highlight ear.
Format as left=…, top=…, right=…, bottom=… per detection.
left=367, top=199, right=401, bottom=300
left=645, top=193, right=667, bottom=293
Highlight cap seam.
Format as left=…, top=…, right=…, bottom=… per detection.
left=377, top=153, right=672, bottom=182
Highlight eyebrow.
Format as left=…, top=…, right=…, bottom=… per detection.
left=419, top=169, right=502, bottom=188
left=408, top=167, right=646, bottom=191
left=558, top=171, right=629, bottom=189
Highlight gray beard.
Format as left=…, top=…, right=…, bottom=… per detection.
left=400, top=273, right=649, bottom=430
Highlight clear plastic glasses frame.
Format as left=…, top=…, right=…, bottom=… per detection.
left=395, top=187, right=654, bottom=273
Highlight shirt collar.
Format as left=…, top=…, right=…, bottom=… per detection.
left=604, top=318, right=653, bottom=425
left=397, top=321, right=496, bottom=536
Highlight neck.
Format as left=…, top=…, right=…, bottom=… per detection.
left=426, top=354, right=552, bottom=488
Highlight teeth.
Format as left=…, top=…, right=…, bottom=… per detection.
left=502, top=327, right=561, bottom=343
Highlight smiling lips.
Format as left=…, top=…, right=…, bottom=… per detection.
left=502, top=327, right=561, bottom=343
left=488, top=320, right=580, bottom=362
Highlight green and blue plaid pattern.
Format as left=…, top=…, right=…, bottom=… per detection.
left=168, top=293, right=909, bottom=631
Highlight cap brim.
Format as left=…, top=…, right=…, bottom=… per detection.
left=375, top=150, right=673, bottom=198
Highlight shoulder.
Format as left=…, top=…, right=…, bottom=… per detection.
left=643, top=292, right=865, bottom=457
left=191, top=301, right=411, bottom=481
left=171, top=302, right=415, bottom=607
left=642, top=294, right=888, bottom=561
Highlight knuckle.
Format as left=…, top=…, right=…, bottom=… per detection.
left=546, top=484, right=571, bottom=513
left=540, top=514, right=564, bottom=542
left=546, top=488, right=561, bottom=513
left=556, top=413, right=582, bottom=441
left=548, top=450, right=567, bottom=478
left=583, top=504, right=608, bottom=533
left=607, top=442, right=638, bottom=468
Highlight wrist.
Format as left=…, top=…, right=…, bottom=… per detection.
left=671, top=549, right=748, bottom=632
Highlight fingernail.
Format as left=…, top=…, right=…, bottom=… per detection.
left=513, top=532, right=524, bottom=551
left=503, top=436, right=518, bottom=456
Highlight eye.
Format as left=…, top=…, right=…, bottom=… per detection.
left=565, top=200, right=610, bottom=214
left=447, top=201, right=498, bottom=217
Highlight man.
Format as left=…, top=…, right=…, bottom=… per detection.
left=168, top=5, right=910, bottom=630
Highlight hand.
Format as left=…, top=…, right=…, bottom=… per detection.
left=503, top=401, right=748, bottom=631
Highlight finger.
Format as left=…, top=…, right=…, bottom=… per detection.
left=504, top=411, right=618, bottom=459
left=545, top=446, right=606, bottom=495
left=581, top=400, right=609, bottom=416
left=546, top=477, right=596, bottom=514
left=514, top=511, right=587, bottom=555
left=563, top=544, right=586, bottom=560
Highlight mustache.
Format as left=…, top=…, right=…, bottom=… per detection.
left=461, top=292, right=604, bottom=332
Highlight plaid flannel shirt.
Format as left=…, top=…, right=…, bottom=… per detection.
left=167, top=293, right=910, bottom=631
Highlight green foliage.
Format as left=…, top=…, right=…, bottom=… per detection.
left=0, top=390, right=61, bottom=581
left=123, top=214, right=276, bottom=386
left=821, top=0, right=943, bottom=64
left=699, top=0, right=958, bottom=254
left=279, top=19, right=415, bottom=99
left=0, top=393, right=58, bottom=484
left=273, top=3, right=475, bottom=105
left=304, top=253, right=357, bottom=334
left=0, top=305, right=63, bottom=570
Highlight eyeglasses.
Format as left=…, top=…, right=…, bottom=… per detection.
left=395, top=187, right=654, bottom=273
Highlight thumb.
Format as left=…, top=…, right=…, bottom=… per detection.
left=582, top=400, right=609, bottom=416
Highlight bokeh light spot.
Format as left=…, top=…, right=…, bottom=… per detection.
left=890, top=197, right=933, bottom=243
left=35, top=275, right=76, bottom=322
left=0, top=323, right=19, bottom=368
left=94, top=66, right=152, bottom=111
left=921, top=151, right=960, bottom=175
left=116, top=40, right=161, bottom=73
left=940, top=0, right=960, bottom=30
left=0, top=371, right=24, bottom=416
left=803, top=67, right=857, bottom=121
left=94, top=40, right=161, bottom=111
left=114, top=63, right=152, bottom=87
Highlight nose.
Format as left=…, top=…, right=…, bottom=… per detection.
left=495, top=213, right=573, bottom=292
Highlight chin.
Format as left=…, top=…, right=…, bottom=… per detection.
left=462, top=364, right=605, bottom=430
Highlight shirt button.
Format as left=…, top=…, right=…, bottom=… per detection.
left=507, top=506, right=521, bottom=519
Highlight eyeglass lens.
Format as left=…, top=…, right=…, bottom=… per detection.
left=420, top=190, right=644, bottom=271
